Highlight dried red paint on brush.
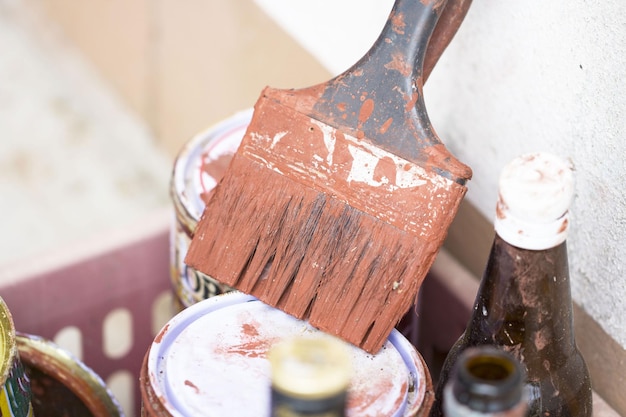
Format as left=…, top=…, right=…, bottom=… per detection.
left=185, top=0, right=473, bottom=353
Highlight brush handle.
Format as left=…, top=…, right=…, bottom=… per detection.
left=305, top=0, right=471, bottom=183
left=425, top=0, right=472, bottom=82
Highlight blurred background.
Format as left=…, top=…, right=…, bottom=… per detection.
left=0, top=0, right=624, bottom=415
left=0, top=0, right=334, bottom=268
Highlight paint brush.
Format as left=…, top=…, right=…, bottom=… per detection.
left=186, top=0, right=473, bottom=353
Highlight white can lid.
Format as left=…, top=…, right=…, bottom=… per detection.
left=495, top=152, right=574, bottom=250
left=147, top=292, right=427, bottom=417
left=172, top=108, right=252, bottom=222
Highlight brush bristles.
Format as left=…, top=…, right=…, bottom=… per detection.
left=185, top=92, right=467, bottom=353
left=186, top=154, right=441, bottom=353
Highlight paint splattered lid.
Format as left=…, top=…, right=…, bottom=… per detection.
left=147, top=292, right=427, bottom=417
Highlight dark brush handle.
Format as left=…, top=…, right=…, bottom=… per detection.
left=424, top=0, right=472, bottom=82
left=308, top=0, right=471, bottom=183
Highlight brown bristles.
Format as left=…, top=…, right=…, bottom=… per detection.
left=186, top=153, right=442, bottom=352
left=185, top=92, right=467, bottom=353
left=185, top=0, right=473, bottom=353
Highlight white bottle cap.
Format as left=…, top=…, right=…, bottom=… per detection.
left=494, top=152, right=574, bottom=250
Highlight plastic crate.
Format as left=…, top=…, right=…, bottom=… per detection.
left=0, top=208, right=616, bottom=417
left=0, top=209, right=174, bottom=417
left=0, top=206, right=425, bottom=417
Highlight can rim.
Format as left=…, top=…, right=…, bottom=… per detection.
left=0, top=297, right=17, bottom=386
left=147, top=291, right=428, bottom=417
left=170, top=108, right=253, bottom=234
left=16, top=332, right=125, bottom=417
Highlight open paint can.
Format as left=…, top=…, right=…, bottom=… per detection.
left=170, top=109, right=252, bottom=309
left=140, top=291, right=433, bottom=417
left=16, top=333, right=124, bottom=416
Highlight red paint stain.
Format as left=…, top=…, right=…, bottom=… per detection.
left=212, top=315, right=281, bottom=359
left=301, top=116, right=331, bottom=161
left=225, top=341, right=270, bottom=358
left=347, top=376, right=403, bottom=416
left=373, top=156, right=397, bottom=186
left=391, top=12, right=406, bottom=35
left=496, top=194, right=508, bottom=220
left=200, top=153, right=234, bottom=203
left=380, top=118, right=393, bottom=134
left=242, top=322, right=259, bottom=337
left=404, top=92, right=419, bottom=112
left=154, top=324, right=169, bottom=343
left=385, top=51, right=411, bottom=77
left=184, top=379, right=200, bottom=394
left=332, top=131, right=354, bottom=173
left=359, top=99, right=374, bottom=124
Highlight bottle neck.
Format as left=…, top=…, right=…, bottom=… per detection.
left=443, top=346, right=528, bottom=417
left=443, top=385, right=528, bottom=417
left=466, top=234, right=577, bottom=355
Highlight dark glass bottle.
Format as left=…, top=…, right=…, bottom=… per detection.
left=269, top=336, right=351, bottom=417
left=430, top=153, right=592, bottom=417
left=443, top=346, right=528, bottom=417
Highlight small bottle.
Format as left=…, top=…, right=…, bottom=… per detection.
left=269, top=336, right=351, bottom=417
left=430, top=152, right=592, bottom=417
left=443, top=346, right=528, bottom=417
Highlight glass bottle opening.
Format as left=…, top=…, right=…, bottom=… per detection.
left=453, top=347, right=525, bottom=413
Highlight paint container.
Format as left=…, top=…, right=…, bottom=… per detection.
left=0, top=297, right=34, bottom=416
left=16, top=333, right=125, bottom=416
left=140, top=291, right=434, bottom=417
left=170, top=109, right=253, bottom=310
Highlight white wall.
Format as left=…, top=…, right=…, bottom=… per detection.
left=254, top=0, right=626, bottom=348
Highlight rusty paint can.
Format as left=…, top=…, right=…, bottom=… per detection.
left=16, top=332, right=124, bottom=416
left=0, top=297, right=34, bottom=417
left=140, top=291, right=434, bottom=417
left=170, top=109, right=252, bottom=310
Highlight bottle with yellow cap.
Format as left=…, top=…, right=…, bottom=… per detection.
left=269, top=336, right=351, bottom=417
left=430, top=152, right=592, bottom=417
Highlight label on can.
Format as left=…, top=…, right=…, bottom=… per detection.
left=143, top=292, right=429, bottom=417
left=1, top=299, right=34, bottom=417
left=170, top=109, right=252, bottom=309
left=171, top=220, right=232, bottom=307
left=0, top=358, right=33, bottom=417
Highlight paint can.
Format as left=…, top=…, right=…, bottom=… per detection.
left=0, top=297, right=34, bottom=417
left=16, top=333, right=124, bottom=416
left=140, top=291, right=434, bottom=417
left=170, top=109, right=253, bottom=310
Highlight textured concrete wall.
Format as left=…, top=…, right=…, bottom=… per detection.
left=255, top=0, right=626, bottom=348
